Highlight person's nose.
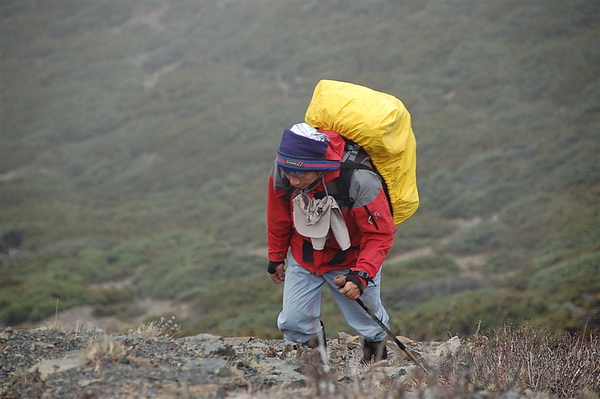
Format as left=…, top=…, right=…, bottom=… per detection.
left=289, top=176, right=301, bottom=186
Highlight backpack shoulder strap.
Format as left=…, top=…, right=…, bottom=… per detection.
left=334, top=142, right=374, bottom=208
left=334, top=162, right=371, bottom=207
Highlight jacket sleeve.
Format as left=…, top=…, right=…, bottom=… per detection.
left=349, top=170, right=396, bottom=278
left=266, top=171, right=294, bottom=263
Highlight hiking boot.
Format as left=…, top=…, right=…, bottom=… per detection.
left=303, top=321, right=326, bottom=349
left=362, top=337, right=388, bottom=363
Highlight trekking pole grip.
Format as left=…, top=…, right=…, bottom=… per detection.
left=334, top=274, right=346, bottom=288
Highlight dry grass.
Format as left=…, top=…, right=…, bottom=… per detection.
left=80, top=317, right=181, bottom=370
left=439, top=323, right=600, bottom=398
left=287, top=323, right=599, bottom=398
left=33, top=317, right=600, bottom=398
left=126, top=316, right=181, bottom=339
left=84, top=336, right=126, bottom=367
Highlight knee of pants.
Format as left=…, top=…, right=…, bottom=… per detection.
left=277, top=312, right=319, bottom=343
left=277, top=315, right=292, bottom=332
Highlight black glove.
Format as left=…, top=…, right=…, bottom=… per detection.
left=267, top=260, right=283, bottom=274
left=344, top=271, right=366, bottom=295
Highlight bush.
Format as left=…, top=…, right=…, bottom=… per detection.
left=481, top=249, right=527, bottom=274
left=383, top=276, right=492, bottom=310
left=496, top=193, right=577, bottom=249
left=446, top=220, right=508, bottom=255
left=385, top=255, right=460, bottom=288
left=532, top=218, right=599, bottom=269
left=395, top=290, right=550, bottom=340
left=0, top=282, right=94, bottom=325
left=390, top=213, right=455, bottom=253
left=442, top=323, right=600, bottom=398
left=529, top=252, right=600, bottom=297
left=0, top=230, right=22, bottom=254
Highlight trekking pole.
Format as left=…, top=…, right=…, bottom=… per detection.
left=334, top=274, right=429, bottom=374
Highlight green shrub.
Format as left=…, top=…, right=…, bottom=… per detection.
left=0, top=282, right=95, bottom=325
left=383, top=276, right=492, bottom=310
left=0, top=230, right=22, bottom=254
left=94, top=286, right=136, bottom=306
left=496, top=193, right=578, bottom=249
left=93, top=304, right=144, bottom=319
left=446, top=220, right=508, bottom=255
left=384, top=255, right=461, bottom=292
left=528, top=252, right=600, bottom=296
left=395, top=290, right=550, bottom=340
left=532, top=218, right=599, bottom=269
left=387, top=254, right=460, bottom=275
left=481, top=249, right=527, bottom=274
left=391, top=213, right=455, bottom=253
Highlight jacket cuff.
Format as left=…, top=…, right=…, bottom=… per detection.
left=268, top=250, right=287, bottom=262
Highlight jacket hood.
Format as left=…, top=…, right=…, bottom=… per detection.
left=318, top=129, right=345, bottom=183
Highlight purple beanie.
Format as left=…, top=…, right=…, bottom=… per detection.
left=276, top=123, right=340, bottom=171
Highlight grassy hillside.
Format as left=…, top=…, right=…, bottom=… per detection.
left=1, top=0, right=598, bottom=340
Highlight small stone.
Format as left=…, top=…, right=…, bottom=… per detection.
left=78, top=378, right=102, bottom=388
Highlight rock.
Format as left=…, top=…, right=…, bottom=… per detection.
left=422, top=335, right=461, bottom=365
left=184, top=333, right=237, bottom=358
left=0, top=328, right=592, bottom=398
left=78, top=378, right=102, bottom=387
left=434, top=336, right=461, bottom=357
left=183, top=358, right=232, bottom=377
left=31, top=351, right=85, bottom=380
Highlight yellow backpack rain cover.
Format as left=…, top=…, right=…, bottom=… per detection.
left=305, top=79, right=419, bottom=225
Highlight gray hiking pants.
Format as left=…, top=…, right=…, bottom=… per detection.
left=277, top=251, right=390, bottom=345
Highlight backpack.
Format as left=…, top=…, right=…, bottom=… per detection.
left=305, top=80, right=419, bottom=225
left=333, top=140, right=386, bottom=208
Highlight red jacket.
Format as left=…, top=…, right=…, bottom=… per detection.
left=266, top=130, right=396, bottom=278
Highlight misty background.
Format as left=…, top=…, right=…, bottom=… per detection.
left=1, top=0, right=598, bottom=340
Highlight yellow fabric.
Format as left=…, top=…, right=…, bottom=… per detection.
left=305, top=79, right=419, bottom=225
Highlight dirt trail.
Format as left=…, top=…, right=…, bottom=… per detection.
left=381, top=217, right=491, bottom=277
left=25, top=299, right=190, bottom=334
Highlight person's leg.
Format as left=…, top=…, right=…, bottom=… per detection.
left=277, top=253, right=326, bottom=345
left=325, top=268, right=390, bottom=361
left=324, top=268, right=389, bottom=342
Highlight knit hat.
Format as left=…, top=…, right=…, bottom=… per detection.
left=276, top=123, right=341, bottom=171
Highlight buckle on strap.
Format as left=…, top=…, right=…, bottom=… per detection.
left=356, top=270, right=369, bottom=280
left=349, top=270, right=370, bottom=280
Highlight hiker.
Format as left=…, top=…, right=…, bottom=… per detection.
left=266, top=122, right=396, bottom=362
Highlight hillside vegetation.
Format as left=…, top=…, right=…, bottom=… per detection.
left=1, top=0, right=598, bottom=340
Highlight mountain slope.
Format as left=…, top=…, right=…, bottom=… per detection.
left=1, top=0, right=598, bottom=338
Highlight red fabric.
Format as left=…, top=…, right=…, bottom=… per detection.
left=266, top=130, right=396, bottom=278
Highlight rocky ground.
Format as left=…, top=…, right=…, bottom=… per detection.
left=0, top=325, right=572, bottom=399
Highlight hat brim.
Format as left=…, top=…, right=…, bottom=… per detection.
left=293, top=195, right=332, bottom=239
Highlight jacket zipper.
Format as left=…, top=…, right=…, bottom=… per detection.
left=363, top=205, right=379, bottom=230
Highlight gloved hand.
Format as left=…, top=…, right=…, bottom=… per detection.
left=338, top=271, right=366, bottom=300
left=346, top=271, right=366, bottom=295
left=267, top=260, right=285, bottom=284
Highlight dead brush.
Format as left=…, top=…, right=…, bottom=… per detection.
left=84, top=336, right=126, bottom=369
left=127, top=316, right=181, bottom=339
left=439, top=322, right=600, bottom=398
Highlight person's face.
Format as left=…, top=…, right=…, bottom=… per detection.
left=283, top=170, right=323, bottom=190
